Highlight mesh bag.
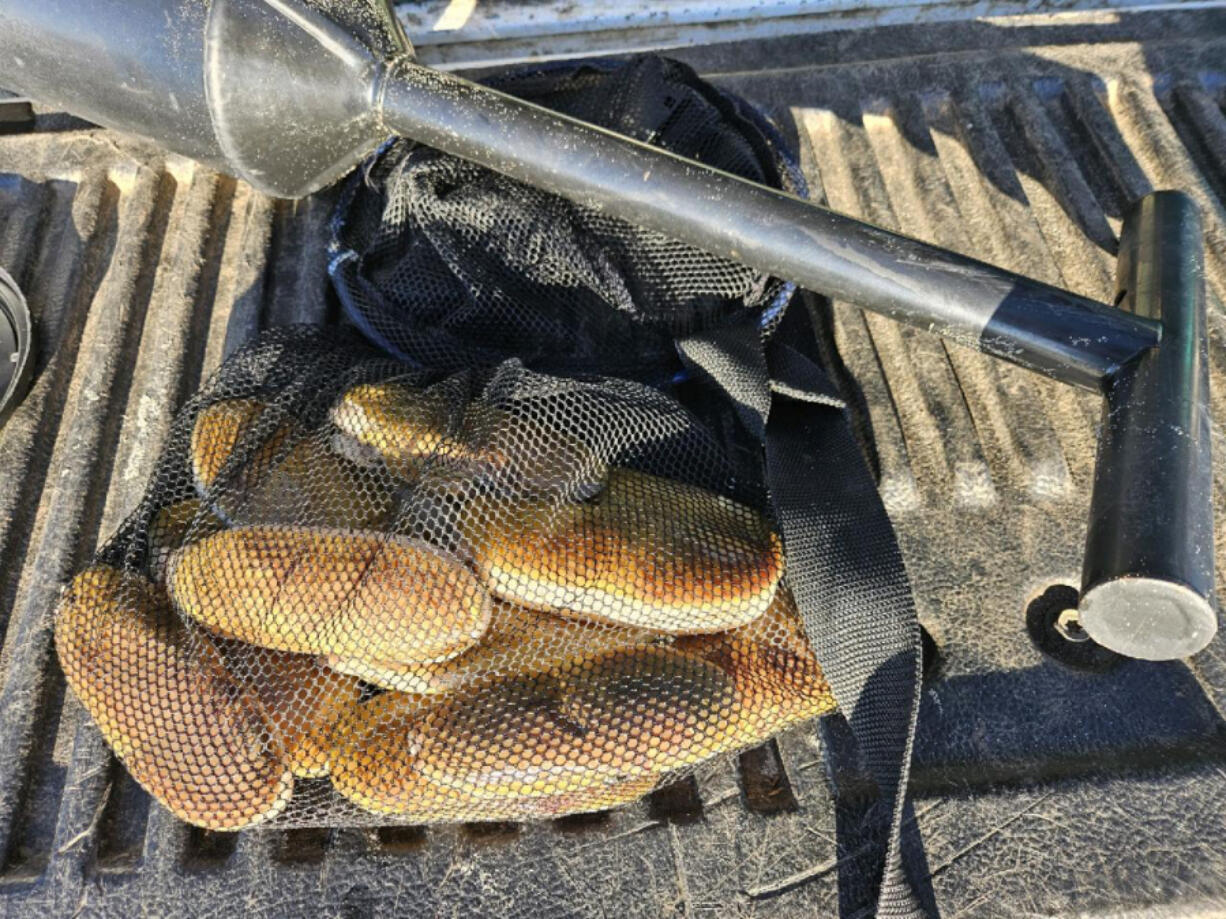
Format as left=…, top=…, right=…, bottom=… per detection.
left=53, top=57, right=850, bottom=833
left=55, top=326, right=835, bottom=828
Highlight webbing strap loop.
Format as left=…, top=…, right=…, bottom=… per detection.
left=679, top=313, right=935, bottom=918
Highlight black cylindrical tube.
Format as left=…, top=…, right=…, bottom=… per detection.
left=0, top=0, right=413, bottom=201
left=0, top=0, right=226, bottom=169
left=1079, top=191, right=1216, bottom=660
left=379, top=61, right=1159, bottom=391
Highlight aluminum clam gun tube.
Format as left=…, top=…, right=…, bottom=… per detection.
left=1079, top=192, right=1217, bottom=660
left=0, top=0, right=1213, bottom=656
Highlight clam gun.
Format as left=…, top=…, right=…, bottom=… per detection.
left=1, top=0, right=1214, bottom=658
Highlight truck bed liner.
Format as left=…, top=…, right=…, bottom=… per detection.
left=0, top=8, right=1224, bottom=916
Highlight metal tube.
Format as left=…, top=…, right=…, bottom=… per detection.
left=379, top=60, right=1159, bottom=391
left=0, top=0, right=226, bottom=169
left=1079, top=192, right=1216, bottom=660
left=0, top=0, right=409, bottom=199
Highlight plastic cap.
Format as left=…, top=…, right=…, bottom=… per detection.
left=1079, top=578, right=1217, bottom=661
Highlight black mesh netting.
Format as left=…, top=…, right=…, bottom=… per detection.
left=55, top=326, right=834, bottom=828
left=51, top=56, right=849, bottom=831
left=329, top=55, right=804, bottom=380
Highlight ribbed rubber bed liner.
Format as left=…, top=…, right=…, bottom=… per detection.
left=0, top=9, right=1224, bottom=917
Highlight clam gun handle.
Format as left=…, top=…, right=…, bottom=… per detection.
left=1079, top=191, right=1217, bottom=660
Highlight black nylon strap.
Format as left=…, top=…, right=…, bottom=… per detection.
left=675, top=321, right=773, bottom=439
left=679, top=316, right=934, bottom=918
